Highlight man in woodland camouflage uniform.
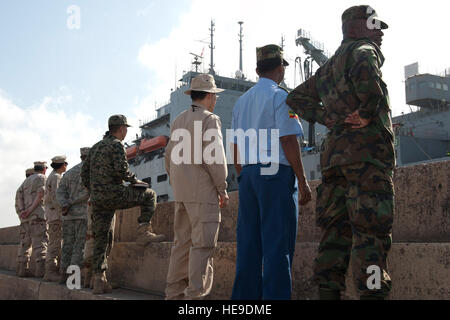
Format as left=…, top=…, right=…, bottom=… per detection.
left=286, top=5, right=395, bottom=300
left=57, top=148, right=90, bottom=285
left=16, top=161, right=49, bottom=278
left=81, top=115, right=165, bottom=294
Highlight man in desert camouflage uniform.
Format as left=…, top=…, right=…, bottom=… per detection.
left=15, top=168, right=35, bottom=275
left=16, top=161, right=49, bottom=278
left=43, top=155, right=68, bottom=282
left=286, top=5, right=395, bottom=300
left=56, top=148, right=90, bottom=284
left=81, top=115, right=165, bottom=294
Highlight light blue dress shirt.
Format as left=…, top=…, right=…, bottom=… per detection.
left=231, top=77, right=304, bottom=167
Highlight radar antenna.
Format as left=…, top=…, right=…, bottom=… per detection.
left=189, top=52, right=203, bottom=73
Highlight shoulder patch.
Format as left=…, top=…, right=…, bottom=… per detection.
left=288, top=110, right=299, bottom=119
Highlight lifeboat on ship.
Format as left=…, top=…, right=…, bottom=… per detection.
left=126, top=145, right=138, bottom=160
left=139, top=136, right=169, bottom=154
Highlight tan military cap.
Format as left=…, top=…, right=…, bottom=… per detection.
left=184, top=74, right=225, bottom=95
left=25, top=168, right=34, bottom=175
left=342, top=5, right=388, bottom=30
left=51, top=155, right=67, bottom=164
left=34, top=161, right=48, bottom=167
left=256, top=44, right=289, bottom=66
left=109, top=115, right=131, bottom=127
left=80, top=147, right=90, bottom=157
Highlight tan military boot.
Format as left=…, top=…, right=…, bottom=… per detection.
left=59, top=273, right=69, bottom=285
left=43, top=265, right=60, bottom=282
left=34, top=260, right=45, bottom=278
left=92, top=272, right=113, bottom=295
left=17, top=262, right=33, bottom=278
left=82, top=268, right=93, bottom=289
left=136, top=222, right=165, bottom=246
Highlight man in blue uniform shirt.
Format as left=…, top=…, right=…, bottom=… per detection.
left=230, top=44, right=312, bottom=300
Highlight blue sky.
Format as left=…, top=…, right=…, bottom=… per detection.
left=0, top=0, right=190, bottom=127
left=1, top=0, right=449, bottom=227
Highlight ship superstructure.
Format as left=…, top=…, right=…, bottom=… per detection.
left=126, top=25, right=449, bottom=203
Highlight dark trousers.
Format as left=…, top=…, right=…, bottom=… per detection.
left=231, top=164, right=298, bottom=300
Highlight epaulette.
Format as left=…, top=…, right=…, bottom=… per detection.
left=277, top=85, right=289, bottom=93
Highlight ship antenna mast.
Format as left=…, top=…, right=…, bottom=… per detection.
left=209, top=20, right=216, bottom=75
left=238, top=21, right=244, bottom=77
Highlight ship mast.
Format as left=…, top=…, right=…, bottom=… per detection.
left=209, top=20, right=216, bottom=75
left=238, top=21, right=244, bottom=78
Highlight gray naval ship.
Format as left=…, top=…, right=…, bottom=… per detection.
left=126, top=24, right=450, bottom=203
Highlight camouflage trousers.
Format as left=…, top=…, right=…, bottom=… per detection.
left=91, top=187, right=157, bottom=274
left=45, top=220, right=62, bottom=271
left=61, top=219, right=88, bottom=273
left=17, top=219, right=48, bottom=265
left=83, top=205, right=115, bottom=270
left=314, top=162, right=394, bottom=298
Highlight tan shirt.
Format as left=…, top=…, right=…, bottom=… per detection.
left=44, top=170, right=63, bottom=222
left=165, top=103, right=228, bottom=204
left=23, top=173, right=46, bottom=221
left=15, top=178, right=28, bottom=223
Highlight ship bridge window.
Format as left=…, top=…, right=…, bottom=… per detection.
left=157, top=174, right=168, bottom=183
left=157, top=194, right=169, bottom=203
left=436, top=82, right=442, bottom=90
left=443, top=84, right=449, bottom=91
left=418, top=82, right=427, bottom=89
left=428, top=82, right=435, bottom=89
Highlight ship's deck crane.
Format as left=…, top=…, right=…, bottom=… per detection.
left=295, top=28, right=330, bottom=148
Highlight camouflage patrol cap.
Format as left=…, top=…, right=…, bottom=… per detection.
left=25, top=168, right=34, bottom=176
left=80, top=147, right=90, bottom=157
left=342, top=5, right=388, bottom=30
left=34, top=161, right=48, bottom=167
left=51, top=155, right=67, bottom=164
left=256, top=44, right=289, bottom=66
left=108, top=115, right=132, bottom=127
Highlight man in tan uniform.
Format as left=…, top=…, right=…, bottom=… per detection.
left=165, top=74, right=229, bottom=300
left=43, top=155, right=68, bottom=282
left=18, top=161, right=49, bottom=278
left=15, top=168, right=36, bottom=276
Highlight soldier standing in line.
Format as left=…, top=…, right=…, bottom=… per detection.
left=56, top=148, right=90, bottom=285
left=286, top=5, right=395, bottom=300
left=15, top=168, right=35, bottom=276
left=18, top=161, right=49, bottom=278
left=43, top=155, right=68, bottom=282
left=81, top=115, right=165, bottom=294
left=25, top=168, right=34, bottom=178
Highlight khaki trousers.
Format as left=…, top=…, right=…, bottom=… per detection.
left=45, top=220, right=62, bottom=271
left=165, top=202, right=220, bottom=300
left=18, top=220, right=48, bottom=265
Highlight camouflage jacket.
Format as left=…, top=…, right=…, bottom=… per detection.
left=56, top=162, right=89, bottom=221
left=20, top=173, right=46, bottom=221
left=44, top=170, right=63, bottom=222
left=15, top=177, right=29, bottom=223
left=286, top=39, right=395, bottom=171
left=81, top=133, right=138, bottom=204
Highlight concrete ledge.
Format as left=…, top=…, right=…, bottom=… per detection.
left=0, top=226, right=19, bottom=245
left=0, top=245, right=18, bottom=271
left=109, top=242, right=450, bottom=300
left=113, top=160, right=450, bottom=244
left=0, top=270, right=162, bottom=300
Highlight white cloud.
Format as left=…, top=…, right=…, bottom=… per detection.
left=0, top=90, right=103, bottom=228
left=134, top=0, right=450, bottom=120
